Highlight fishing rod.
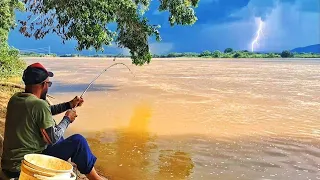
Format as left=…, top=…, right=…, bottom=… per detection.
left=80, top=60, right=134, bottom=98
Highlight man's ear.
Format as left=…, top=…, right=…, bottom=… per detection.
left=40, top=82, right=45, bottom=88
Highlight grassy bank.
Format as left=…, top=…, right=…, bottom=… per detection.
left=0, top=44, right=26, bottom=133
left=0, top=44, right=26, bottom=135
left=0, top=77, right=22, bottom=135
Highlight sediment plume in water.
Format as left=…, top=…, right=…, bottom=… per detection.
left=87, top=103, right=194, bottom=180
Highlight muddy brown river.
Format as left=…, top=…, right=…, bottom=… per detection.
left=25, top=57, right=320, bottom=180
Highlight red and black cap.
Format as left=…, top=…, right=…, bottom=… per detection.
left=22, top=63, right=54, bottom=85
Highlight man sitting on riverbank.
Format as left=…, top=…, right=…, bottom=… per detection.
left=1, top=63, right=104, bottom=180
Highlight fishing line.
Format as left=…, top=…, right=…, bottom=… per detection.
left=80, top=62, right=134, bottom=98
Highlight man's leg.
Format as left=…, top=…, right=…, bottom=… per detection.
left=42, top=134, right=103, bottom=180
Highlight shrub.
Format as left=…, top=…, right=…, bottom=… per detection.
left=281, top=50, right=294, bottom=58
left=0, top=45, right=26, bottom=79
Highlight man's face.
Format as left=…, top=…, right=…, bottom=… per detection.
left=40, top=78, right=52, bottom=100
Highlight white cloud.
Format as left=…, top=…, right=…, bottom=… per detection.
left=113, top=42, right=174, bottom=56
left=201, top=20, right=256, bottom=51
left=149, top=42, right=174, bottom=54
left=121, top=48, right=130, bottom=56
left=203, top=0, right=320, bottom=52
left=258, top=4, right=320, bottom=51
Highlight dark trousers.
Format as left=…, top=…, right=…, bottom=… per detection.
left=42, top=134, right=97, bottom=174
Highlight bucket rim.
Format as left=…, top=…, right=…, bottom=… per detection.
left=23, top=154, right=73, bottom=173
left=21, top=160, right=57, bottom=177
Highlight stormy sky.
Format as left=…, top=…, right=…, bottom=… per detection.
left=8, top=0, right=320, bottom=55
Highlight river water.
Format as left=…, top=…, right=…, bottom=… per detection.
left=25, top=57, right=320, bottom=180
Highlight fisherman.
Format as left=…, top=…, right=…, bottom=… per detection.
left=1, top=63, right=105, bottom=180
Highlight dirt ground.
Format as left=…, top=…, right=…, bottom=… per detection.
left=0, top=87, right=16, bottom=135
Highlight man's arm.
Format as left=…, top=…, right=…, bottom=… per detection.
left=50, top=102, right=71, bottom=116
left=49, top=96, right=84, bottom=115
left=41, top=117, right=71, bottom=145
left=34, top=100, right=77, bottom=145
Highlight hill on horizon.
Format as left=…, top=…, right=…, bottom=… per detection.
left=291, top=44, right=320, bottom=53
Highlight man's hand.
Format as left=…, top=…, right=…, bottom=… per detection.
left=65, top=109, right=77, bottom=123
left=69, top=96, right=84, bottom=108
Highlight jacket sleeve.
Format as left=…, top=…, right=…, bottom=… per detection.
left=50, top=102, right=71, bottom=115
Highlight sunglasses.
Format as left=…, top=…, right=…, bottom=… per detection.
left=43, top=81, right=52, bottom=87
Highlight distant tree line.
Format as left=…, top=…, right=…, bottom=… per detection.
left=59, top=54, right=128, bottom=58
left=20, top=52, right=57, bottom=57
left=18, top=48, right=320, bottom=59
left=152, top=48, right=320, bottom=58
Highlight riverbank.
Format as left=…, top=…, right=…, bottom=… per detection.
left=0, top=78, right=21, bottom=173
left=0, top=78, right=22, bottom=135
left=0, top=89, right=10, bottom=135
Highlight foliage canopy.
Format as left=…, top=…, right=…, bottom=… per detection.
left=281, top=50, right=294, bottom=58
left=224, top=48, right=233, bottom=53
left=16, top=0, right=199, bottom=65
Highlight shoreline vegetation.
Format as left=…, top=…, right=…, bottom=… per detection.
left=20, top=48, right=320, bottom=59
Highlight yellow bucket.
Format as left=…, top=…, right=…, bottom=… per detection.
left=18, top=154, right=76, bottom=180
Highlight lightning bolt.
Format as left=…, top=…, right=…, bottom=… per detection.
left=251, top=18, right=264, bottom=52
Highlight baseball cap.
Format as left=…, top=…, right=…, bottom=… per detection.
left=22, top=63, right=54, bottom=85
